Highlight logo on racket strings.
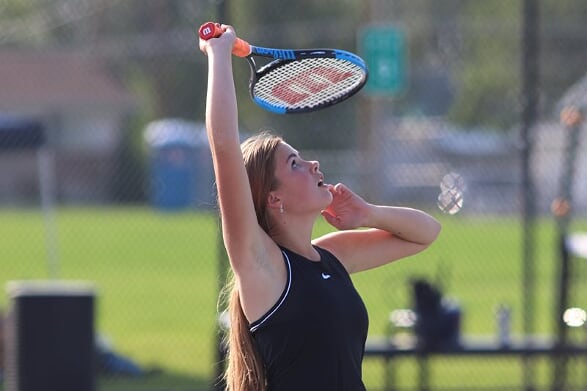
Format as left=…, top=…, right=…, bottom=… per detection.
left=271, top=67, right=354, bottom=105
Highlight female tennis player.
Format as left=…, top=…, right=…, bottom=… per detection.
left=200, top=24, right=441, bottom=391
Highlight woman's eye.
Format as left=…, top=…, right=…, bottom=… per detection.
left=291, top=159, right=299, bottom=168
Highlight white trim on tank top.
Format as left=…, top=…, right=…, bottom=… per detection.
left=249, top=251, right=292, bottom=333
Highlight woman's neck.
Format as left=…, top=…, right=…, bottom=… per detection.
left=271, top=218, right=320, bottom=261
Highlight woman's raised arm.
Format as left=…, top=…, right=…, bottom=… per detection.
left=201, top=26, right=265, bottom=269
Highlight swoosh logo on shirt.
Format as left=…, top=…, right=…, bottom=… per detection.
left=321, top=273, right=332, bottom=280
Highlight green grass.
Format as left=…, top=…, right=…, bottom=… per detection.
left=1, top=207, right=586, bottom=390
left=1, top=207, right=220, bottom=389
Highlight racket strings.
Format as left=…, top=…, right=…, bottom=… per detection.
left=253, top=58, right=366, bottom=111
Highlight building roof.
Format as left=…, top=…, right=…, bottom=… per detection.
left=0, top=49, right=135, bottom=110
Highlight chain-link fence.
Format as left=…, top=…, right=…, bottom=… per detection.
left=1, top=1, right=586, bottom=390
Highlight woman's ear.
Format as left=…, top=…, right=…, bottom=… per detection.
left=267, top=192, right=281, bottom=211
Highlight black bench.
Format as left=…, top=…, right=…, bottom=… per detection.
left=364, top=335, right=587, bottom=391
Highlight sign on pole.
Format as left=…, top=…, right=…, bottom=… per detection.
left=360, top=25, right=407, bottom=96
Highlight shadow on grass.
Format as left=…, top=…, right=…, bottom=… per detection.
left=98, top=371, right=222, bottom=391
left=0, top=372, right=222, bottom=391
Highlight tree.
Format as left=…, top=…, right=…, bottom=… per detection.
left=447, top=0, right=587, bottom=130
left=449, top=1, right=520, bottom=130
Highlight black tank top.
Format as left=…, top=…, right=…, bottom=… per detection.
left=250, top=246, right=369, bottom=391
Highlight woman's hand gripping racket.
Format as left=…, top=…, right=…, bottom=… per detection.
left=199, top=22, right=368, bottom=114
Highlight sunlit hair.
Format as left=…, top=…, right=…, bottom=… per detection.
left=222, top=131, right=282, bottom=391
left=240, top=131, right=283, bottom=234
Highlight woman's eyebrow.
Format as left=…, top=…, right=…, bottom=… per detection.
left=285, top=152, right=299, bottom=163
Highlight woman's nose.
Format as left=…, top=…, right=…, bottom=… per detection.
left=311, top=160, right=320, bottom=172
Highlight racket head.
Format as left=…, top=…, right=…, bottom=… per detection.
left=248, top=49, right=368, bottom=114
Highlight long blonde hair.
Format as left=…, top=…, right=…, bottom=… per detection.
left=222, top=132, right=283, bottom=391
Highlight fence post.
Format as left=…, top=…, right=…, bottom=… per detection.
left=520, top=0, right=540, bottom=390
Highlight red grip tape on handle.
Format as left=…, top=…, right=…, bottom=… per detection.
left=198, top=22, right=251, bottom=57
left=198, top=22, right=222, bottom=40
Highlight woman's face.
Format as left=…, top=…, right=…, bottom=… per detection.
left=271, top=142, right=332, bottom=214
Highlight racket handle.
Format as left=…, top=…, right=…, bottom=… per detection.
left=198, top=22, right=251, bottom=57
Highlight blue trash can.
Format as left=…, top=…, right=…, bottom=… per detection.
left=144, top=119, right=212, bottom=210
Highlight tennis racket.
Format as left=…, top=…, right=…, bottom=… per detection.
left=199, top=22, right=368, bottom=114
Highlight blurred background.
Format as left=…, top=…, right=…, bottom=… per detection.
left=0, top=0, right=586, bottom=390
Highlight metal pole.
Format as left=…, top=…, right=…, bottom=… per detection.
left=37, top=146, right=60, bottom=279
left=520, top=0, right=539, bottom=390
